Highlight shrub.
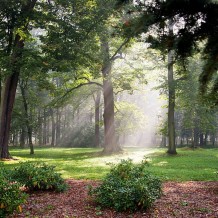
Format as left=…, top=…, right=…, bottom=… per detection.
left=9, top=162, right=68, bottom=192
left=0, top=170, right=27, bottom=217
left=89, top=159, right=162, bottom=212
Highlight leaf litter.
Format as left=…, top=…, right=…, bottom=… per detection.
left=9, top=180, right=218, bottom=218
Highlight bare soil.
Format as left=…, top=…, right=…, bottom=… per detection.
left=9, top=180, right=218, bottom=218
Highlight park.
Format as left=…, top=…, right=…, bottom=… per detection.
left=0, top=0, right=218, bottom=217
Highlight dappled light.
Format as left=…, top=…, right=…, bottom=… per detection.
left=0, top=0, right=217, bottom=217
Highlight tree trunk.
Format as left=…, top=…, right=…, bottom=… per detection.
left=56, top=108, right=61, bottom=146
left=20, top=127, right=26, bottom=148
left=46, top=116, right=50, bottom=144
left=0, top=72, right=20, bottom=158
left=20, top=84, right=34, bottom=155
left=167, top=20, right=177, bottom=155
left=51, top=109, right=56, bottom=146
left=204, top=133, right=208, bottom=146
left=43, top=109, right=47, bottom=145
left=101, top=38, right=121, bottom=154
left=94, top=91, right=101, bottom=147
left=199, top=133, right=204, bottom=147
left=161, top=135, right=167, bottom=147
left=192, top=127, right=198, bottom=149
left=210, top=133, right=215, bottom=146
left=38, top=109, right=43, bottom=146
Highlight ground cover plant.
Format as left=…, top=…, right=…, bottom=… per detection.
left=0, top=165, right=27, bottom=217
left=8, top=162, right=68, bottom=192
left=0, top=161, right=67, bottom=216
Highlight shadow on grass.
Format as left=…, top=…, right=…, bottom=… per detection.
left=9, top=148, right=126, bottom=162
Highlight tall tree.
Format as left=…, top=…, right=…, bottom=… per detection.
left=101, top=35, right=121, bottom=153
left=0, top=0, right=37, bottom=158
left=167, top=19, right=176, bottom=154
left=19, top=80, right=34, bottom=154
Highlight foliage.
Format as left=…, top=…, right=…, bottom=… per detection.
left=0, top=164, right=27, bottom=217
left=61, top=123, right=104, bottom=148
left=115, top=101, right=146, bottom=137
left=120, top=0, right=218, bottom=103
left=89, top=159, right=162, bottom=212
left=9, top=162, right=68, bottom=192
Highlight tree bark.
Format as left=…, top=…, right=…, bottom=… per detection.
left=101, top=38, right=121, bottom=154
left=20, top=84, right=34, bottom=154
left=199, top=133, right=204, bottom=147
left=94, top=91, right=101, bottom=147
left=20, top=127, right=26, bottom=148
left=46, top=115, right=50, bottom=144
left=38, top=109, right=43, bottom=146
left=167, top=19, right=177, bottom=155
left=55, top=108, right=61, bottom=146
left=43, top=109, right=47, bottom=145
left=0, top=71, right=20, bottom=158
left=51, top=109, right=56, bottom=146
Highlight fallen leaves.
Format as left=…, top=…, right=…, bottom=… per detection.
left=8, top=180, right=218, bottom=218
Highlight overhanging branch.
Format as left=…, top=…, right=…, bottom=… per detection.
left=110, top=37, right=131, bottom=61
left=49, top=81, right=103, bottom=107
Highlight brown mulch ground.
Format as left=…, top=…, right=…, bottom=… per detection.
left=9, top=180, right=218, bottom=218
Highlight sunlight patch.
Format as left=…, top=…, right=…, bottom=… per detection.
left=155, top=161, right=168, bottom=166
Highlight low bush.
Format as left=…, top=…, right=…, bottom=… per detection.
left=89, top=159, right=162, bottom=212
left=0, top=170, right=27, bottom=217
left=9, top=162, right=68, bottom=192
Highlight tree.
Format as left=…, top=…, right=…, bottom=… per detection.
left=167, top=19, right=176, bottom=154
left=0, top=0, right=37, bottom=158
left=119, top=0, right=218, bottom=103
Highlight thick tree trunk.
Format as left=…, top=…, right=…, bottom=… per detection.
left=167, top=20, right=177, bottom=155
left=101, top=38, right=121, bottom=154
left=0, top=72, right=20, bottom=158
left=94, top=91, right=101, bottom=147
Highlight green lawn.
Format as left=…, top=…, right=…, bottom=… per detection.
left=1, top=146, right=218, bottom=181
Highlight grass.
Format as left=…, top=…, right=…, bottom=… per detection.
left=1, top=146, right=218, bottom=181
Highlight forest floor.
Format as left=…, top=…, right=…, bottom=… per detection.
left=9, top=180, right=218, bottom=218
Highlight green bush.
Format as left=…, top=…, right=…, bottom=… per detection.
left=89, top=159, right=162, bottom=212
left=0, top=170, right=27, bottom=217
left=9, top=162, right=68, bottom=192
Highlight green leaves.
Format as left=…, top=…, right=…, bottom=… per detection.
left=89, top=159, right=162, bottom=212
left=0, top=167, right=27, bottom=217
left=9, top=161, right=68, bottom=192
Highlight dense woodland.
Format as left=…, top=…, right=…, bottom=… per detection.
left=0, top=0, right=218, bottom=158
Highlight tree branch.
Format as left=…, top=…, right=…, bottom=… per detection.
left=49, top=81, right=103, bottom=107
left=110, top=38, right=130, bottom=61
